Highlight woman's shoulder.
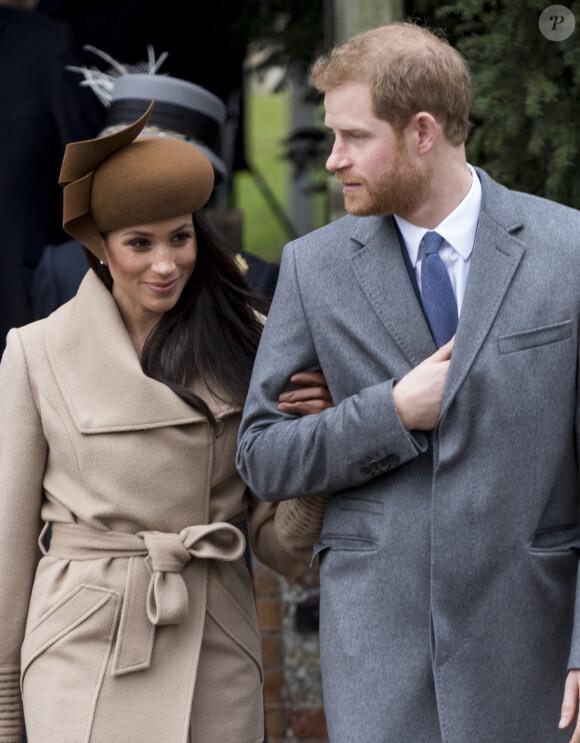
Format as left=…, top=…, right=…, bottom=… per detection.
left=6, top=271, right=112, bottom=367
left=7, top=313, right=50, bottom=350
left=14, top=284, right=81, bottom=348
left=2, top=319, right=50, bottom=381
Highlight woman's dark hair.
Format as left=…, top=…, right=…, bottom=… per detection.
left=85, top=210, right=269, bottom=431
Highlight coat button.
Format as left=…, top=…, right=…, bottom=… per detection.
left=378, top=454, right=399, bottom=470
left=360, top=464, right=372, bottom=477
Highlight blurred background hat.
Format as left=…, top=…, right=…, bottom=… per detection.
left=107, top=74, right=227, bottom=184
left=68, top=47, right=228, bottom=185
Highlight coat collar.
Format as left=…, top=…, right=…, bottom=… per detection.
left=45, top=271, right=238, bottom=433
left=349, top=215, right=437, bottom=367
left=347, top=169, right=525, bottom=415
left=440, top=168, right=525, bottom=417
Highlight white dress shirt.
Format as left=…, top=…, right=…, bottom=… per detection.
left=394, top=164, right=482, bottom=315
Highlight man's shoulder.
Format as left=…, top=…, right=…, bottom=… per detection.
left=478, top=167, right=580, bottom=228
left=287, top=213, right=386, bottom=257
left=507, top=188, right=580, bottom=224
left=293, top=213, right=358, bottom=243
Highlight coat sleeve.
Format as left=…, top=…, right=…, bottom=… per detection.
left=0, top=329, right=47, bottom=741
left=246, top=489, right=327, bottom=578
left=236, top=241, right=428, bottom=502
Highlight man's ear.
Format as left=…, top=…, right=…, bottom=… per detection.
left=411, top=112, right=439, bottom=155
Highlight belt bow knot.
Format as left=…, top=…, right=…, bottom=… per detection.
left=45, top=520, right=246, bottom=675
left=139, top=524, right=246, bottom=625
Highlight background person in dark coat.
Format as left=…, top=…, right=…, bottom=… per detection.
left=0, top=0, right=104, bottom=353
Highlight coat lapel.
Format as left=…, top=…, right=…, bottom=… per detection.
left=45, top=271, right=237, bottom=433
left=440, top=170, right=525, bottom=418
left=349, top=215, right=436, bottom=367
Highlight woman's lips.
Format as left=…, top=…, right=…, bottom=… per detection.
left=145, top=278, right=180, bottom=294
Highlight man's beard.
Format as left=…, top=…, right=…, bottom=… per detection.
left=338, top=138, right=429, bottom=218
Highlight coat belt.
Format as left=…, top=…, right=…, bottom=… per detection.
left=45, top=521, right=246, bottom=675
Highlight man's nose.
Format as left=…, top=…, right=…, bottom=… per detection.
left=326, top=141, right=350, bottom=173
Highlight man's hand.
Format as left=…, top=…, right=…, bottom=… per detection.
left=392, top=337, right=454, bottom=431
left=560, top=669, right=580, bottom=741
left=278, top=371, right=334, bottom=416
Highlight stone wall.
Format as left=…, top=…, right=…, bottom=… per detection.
left=253, top=559, right=328, bottom=743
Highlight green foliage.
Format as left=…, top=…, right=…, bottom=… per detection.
left=236, top=0, right=326, bottom=88
left=225, top=0, right=328, bottom=261
left=234, top=89, right=327, bottom=262
left=410, top=0, right=580, bottom=207
left=233, top=90, right=291, bottom=263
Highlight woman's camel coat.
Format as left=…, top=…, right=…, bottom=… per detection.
left=0, top=271, right=314, bottom=743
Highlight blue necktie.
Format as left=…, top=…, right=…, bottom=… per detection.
left=421, top=231, right=458, bottom=347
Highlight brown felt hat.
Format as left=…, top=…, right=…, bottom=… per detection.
left=59, top=101, right=214, bottom=261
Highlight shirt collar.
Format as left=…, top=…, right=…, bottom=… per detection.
left=394, top=164, right=482, bottom=267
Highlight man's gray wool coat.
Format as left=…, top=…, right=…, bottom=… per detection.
left=237, top=169, right=580, bottom=742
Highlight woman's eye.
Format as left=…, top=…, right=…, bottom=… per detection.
left=128, top=239, right=150, bottom=250
left=172, top=232, right=192, bottom=244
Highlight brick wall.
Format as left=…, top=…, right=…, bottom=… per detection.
left=253, top=559, right=328, bottom=743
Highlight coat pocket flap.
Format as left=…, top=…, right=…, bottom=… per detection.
left=312, top=534, right=379, bottom=566
left=530, top=523, right=580, bottom=552
left=498, top=319, right=572, bottom=354
left=205, top=575, right=263, bottom=681
left=21, top=584, right=120, bottom=677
